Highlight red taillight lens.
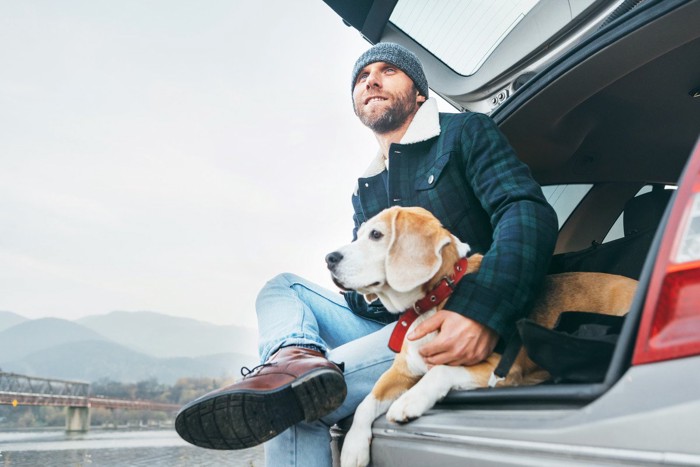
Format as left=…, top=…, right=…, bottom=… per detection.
left=633, top=141, right=700, bottom=365
left=643, top=264, right=700, bottom=361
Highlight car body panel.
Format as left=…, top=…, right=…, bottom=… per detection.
left=371, top=356, right=700, bottom=466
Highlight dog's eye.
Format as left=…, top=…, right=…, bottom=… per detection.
left=369, top=229, right=384, bottom=240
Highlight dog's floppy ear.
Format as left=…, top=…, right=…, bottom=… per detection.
left=386, top=208, right=451, bottom=292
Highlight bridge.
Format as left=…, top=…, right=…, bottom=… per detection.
left=0, top=371, right=181, bottom=432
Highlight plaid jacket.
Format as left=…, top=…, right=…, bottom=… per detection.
left=347, top=99, right=558, bottom=340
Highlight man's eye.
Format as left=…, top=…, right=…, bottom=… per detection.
left=369, top=229, right=384, bottom=240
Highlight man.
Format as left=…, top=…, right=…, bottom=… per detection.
left=176, top=43, right=558, bottom=466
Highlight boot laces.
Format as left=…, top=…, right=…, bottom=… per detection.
left=240, top=362, right=275, bottom=378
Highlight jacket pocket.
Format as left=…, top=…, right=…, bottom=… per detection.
left=415, top=151, right=451, bottom=191
left=411, top=151, right=477, bottom=237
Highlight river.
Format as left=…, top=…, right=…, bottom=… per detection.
left=0, top=428, right=264, bottom=466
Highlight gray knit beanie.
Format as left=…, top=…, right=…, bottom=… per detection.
left=351, top=43, right=429, bottom=98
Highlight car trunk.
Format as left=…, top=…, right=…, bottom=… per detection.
left=366, top=134, right=700, bottom=467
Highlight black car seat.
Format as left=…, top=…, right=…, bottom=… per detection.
left=549, top=187, right=673, bottom=279
left=623, top=187, right=674, bottom=236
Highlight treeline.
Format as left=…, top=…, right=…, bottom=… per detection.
left=90, top=376, right=232, bottom=405
left=0, top=376, right=233, bottom=429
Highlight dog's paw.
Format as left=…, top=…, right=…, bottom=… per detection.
left=386, top=391, right=432, bottom=423
left=340, top=428, right=371, bottom=467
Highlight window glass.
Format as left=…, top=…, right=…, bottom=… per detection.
left=542, top=184, right=592, bottom=229
left=389, top=0, right=540, bottom=75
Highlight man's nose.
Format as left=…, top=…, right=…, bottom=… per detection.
left=365, top=71, right=381, bottom=88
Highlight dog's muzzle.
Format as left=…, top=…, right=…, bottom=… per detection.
left=325, top=251, right=343, bottom=272
left=325, top=251, right=351, bottom=290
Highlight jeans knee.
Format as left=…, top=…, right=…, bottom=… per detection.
left=274, top=272, right=304, bottom=287
left=256, top=272, right=304, bottom=307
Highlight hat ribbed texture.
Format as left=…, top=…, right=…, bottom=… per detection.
left=351, top=43, right=429, bottom=98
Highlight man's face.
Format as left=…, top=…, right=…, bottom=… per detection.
left=352, top=62, right=426, bottom=134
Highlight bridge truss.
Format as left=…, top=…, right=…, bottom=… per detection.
left=0, top=372, right=179, bottom=411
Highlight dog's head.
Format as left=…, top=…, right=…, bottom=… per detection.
left=326, top=206, right=470, bottom=312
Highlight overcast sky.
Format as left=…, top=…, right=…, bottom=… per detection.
left=0, top=1, right=379, bottom=329
left=0, top=1, right=457, bottom=330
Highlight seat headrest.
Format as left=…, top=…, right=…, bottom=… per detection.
left=623, top=188, right=673, bottom=236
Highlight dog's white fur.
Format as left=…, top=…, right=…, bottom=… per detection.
left=328, top=206, right=638, bottom=467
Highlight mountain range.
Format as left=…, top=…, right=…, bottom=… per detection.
left=0, top=310, right=258, bottom=384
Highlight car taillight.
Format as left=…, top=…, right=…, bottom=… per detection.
left=633, top=139, right=700, bottom=365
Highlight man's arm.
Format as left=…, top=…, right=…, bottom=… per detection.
left=414, top=113, right=558, bottom=365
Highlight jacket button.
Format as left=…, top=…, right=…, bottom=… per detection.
left=365, top=182, right=369, bottom=188
left=428, top=174, right=435, bottom=184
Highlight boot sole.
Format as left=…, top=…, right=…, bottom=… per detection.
left=175, top=368, right=347, bottom=450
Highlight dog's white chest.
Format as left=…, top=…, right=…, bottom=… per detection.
left=404, top=309, right=438, bottom=376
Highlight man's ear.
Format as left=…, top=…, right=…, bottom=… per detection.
left=385, top=208, right=450, bottom=292
left=417, top=93, right=427, bottom=104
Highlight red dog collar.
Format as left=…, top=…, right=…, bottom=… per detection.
left=387, top=257, right=469, bottom=352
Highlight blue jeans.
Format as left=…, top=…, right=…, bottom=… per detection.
left=255, top=273, right=396, bottom=467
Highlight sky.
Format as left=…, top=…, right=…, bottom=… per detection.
left=0, top=1, right=392, bottom=329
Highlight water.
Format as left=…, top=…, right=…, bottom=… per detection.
left=0, top=428, right=264, bottom=467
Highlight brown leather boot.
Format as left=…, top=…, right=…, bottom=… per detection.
left=175, top=346, right=346, bottom=450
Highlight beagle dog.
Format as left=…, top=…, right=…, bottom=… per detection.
left=326, top=206, right=637, bottom=467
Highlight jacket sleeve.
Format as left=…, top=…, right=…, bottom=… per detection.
left=445, top=113, right=558, bottom=339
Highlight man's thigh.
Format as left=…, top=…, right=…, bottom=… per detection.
left=288, top=276, right=387, bottom=348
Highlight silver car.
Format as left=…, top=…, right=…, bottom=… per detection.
left=322, top=0, right=700, bottom=465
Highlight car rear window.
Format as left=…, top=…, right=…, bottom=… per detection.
left=604, top=185, right=677, bottom=242
left=542, top=184, right=592, bottom=229
left=543, top=184, right=676, bottom=243
left=389, top=0, right=540, bottom=75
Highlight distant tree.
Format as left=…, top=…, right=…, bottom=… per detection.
left=170, top=377, right=233, bottom=405
left=16, top=408, right=36, bottom=428
left=135, top=378, right=165, bottom=400
left=89, top=376, right=237, bottom=404
left=91, top=378, right=135, bottom=399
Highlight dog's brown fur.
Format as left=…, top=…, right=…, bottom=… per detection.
left=361, top=207, right=636, bottom=392
left=331, top=206, right=638, bottom=467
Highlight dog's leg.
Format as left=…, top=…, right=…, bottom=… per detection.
left=386, top=357, right=497, bottom=423
left=341, top=356, right=420, bottom=467
left=341, top=393, right=393, bottom=467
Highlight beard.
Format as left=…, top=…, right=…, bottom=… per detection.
left=355, top=87, right=420, bottom=134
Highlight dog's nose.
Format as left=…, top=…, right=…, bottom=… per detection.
left=325, top=251, right=343, bottom=270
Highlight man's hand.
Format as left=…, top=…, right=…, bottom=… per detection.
left=407, top=310, right=499, bottom=366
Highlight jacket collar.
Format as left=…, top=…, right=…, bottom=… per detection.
left=360, top=98, right=441, bottom=180
left=400, top=97, right=441, bottom=145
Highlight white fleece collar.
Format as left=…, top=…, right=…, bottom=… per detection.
left=359, top=98, right=441, bottom=180
left=399, top=97, right=441, bottom=145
